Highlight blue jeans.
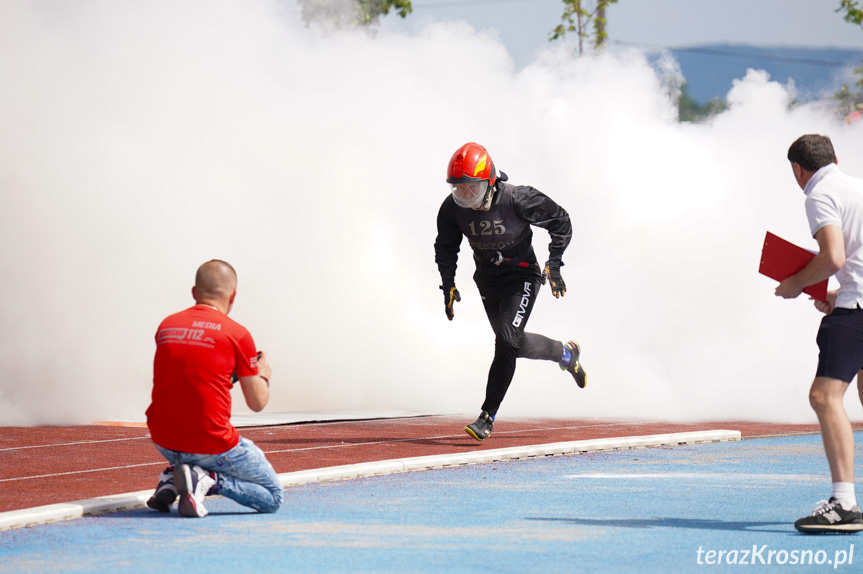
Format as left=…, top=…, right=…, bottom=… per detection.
left=155, top=437, right=283, bottom=513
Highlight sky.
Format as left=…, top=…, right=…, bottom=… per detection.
left=1, top=0, right=863, bottom=427
left=384, top=0, right=863, bottom=68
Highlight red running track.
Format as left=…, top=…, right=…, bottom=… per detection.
left=2, top=415, right=860, bottom=514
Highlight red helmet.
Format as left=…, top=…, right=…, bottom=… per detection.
left=446, top=142, right=497, bottom=209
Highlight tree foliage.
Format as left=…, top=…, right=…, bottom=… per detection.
left=358, top=0, right=412, bottom=24
left=677, top=84, right=727, bottom=123
left=837, top=0, right=863, bottom=27
left=298, top=0, right=411, bottom=28
left=549, top=1, right=619, bottom=56
left=834, top=1, right=863, bottom=117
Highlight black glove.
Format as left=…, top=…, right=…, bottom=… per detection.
left=440, top=284, right=461, bottom=321
left=543, top=262, right=566, bottom=298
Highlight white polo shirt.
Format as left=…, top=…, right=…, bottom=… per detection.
left=804, top=163, right=863, bottom=309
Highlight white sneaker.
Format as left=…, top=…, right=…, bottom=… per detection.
left=174, top=464, right=216, bottom=518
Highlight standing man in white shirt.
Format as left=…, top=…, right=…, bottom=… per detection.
left=776, top=134, right=863, bottom=533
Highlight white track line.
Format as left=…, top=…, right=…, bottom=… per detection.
left=0, top=429, right=740, bottom=531
left=0, top=429, right=549, bottom=481
left=0, top=437, right=151, bottom=452
left=565, top=472, right=822, bottom=481
left=0, top=419, right=644, bottom=452
left=0, top=421, right=646, bottom=479
left=0, top=462, right=167, bottom=483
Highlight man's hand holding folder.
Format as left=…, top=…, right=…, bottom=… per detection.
left=759, top=231, right=829, bottom=302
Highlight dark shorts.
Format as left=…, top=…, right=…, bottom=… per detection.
left=815, top=307, right=863, bottom=383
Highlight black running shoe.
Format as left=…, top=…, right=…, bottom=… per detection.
left=146, top=466, right=177, bottom=513
left=794, top=498, right=863, bottom=534
left=464, top=411, right=494, bottom=441
left=561, top=340, right=586, bottom=388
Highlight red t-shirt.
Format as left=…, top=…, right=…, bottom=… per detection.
left=146, top=305, right=258, bottom=454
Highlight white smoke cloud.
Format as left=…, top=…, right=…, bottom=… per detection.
left=1, top=0, right=862, bottom=426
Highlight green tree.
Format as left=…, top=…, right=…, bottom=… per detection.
left=677, top=84, right=727, bottom=123
left=834, top=1, right=863, bottom=115
left=358, top=0, right=412, bottom=24
left=298, top=0, right=411, bottom=28
left=549, top=1, right=619, bottom=56
left=837, top=0, right=863, bottom=27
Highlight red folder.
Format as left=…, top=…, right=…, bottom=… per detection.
left=759, top=231, right=828, bottom=301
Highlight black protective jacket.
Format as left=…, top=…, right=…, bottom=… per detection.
left=434, top=181, right=572, bottom=289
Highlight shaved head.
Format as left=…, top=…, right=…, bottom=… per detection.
left=194, top=260, right=237, bottom=308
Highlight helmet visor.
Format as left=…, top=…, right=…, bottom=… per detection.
left=450, top=180, right=489, bottom=209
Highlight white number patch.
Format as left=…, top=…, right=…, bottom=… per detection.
left=467, top=220, right=506, bottom=236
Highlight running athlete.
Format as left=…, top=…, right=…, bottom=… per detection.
left=434, top=142, right=587, bottom=441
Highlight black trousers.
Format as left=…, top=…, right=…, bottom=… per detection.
left=478, top=276, right=563, bottom=416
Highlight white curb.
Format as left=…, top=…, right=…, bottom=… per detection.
left=0, top=429, right=740, bottom=531
left=275, top=429, right=740, bottom=485
left=0, top=491, right=153, bottom=531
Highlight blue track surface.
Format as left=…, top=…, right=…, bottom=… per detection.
left=1, top=433, right=861, bottom=573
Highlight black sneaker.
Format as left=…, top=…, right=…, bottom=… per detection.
left=561, top=340, right=586, bottom=388
left=146, top=466, right=177, bottom=513
left=794, top=497, right=863, bottom=534
left=464, top=411, right=494, bottom=441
